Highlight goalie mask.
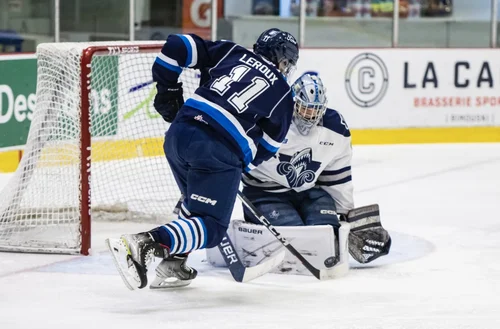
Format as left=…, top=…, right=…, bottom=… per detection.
left=292, top=73, right=327, bottom=135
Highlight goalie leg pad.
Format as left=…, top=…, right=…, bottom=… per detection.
left=345, top=204, right=391, bottom=264
left=206, top=220, right=350, bottom=277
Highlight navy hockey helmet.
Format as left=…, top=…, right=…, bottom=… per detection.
left=253, top=28, right=299, bottom=79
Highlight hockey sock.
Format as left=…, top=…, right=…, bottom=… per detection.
left=150, top=216, right=207, bottom=254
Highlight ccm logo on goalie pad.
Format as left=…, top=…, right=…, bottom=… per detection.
left=190, top=194, right=217, bottom=205
left=320, top=210, right=337, bottom=215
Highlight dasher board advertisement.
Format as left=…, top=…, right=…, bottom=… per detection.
left=296, top=49, right=500, bottom=129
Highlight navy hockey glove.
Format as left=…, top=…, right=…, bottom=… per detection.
left=154, top=82, right=184, bottom=123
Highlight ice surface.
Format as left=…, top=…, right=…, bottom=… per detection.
left=1, top=144, right=499, bottom=329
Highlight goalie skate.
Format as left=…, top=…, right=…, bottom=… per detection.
left=106, top=233, right=158, bottom=290
left=150, top=255, right=197, bottom=289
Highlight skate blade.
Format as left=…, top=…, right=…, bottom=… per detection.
left=105, top=238, right=142, bottom=291
left=149, top=276, right=193, bottom=289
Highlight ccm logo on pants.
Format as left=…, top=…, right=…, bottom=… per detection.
left=190, top=194, right=218, bottom=206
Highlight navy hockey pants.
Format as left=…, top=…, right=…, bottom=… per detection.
left=159, top=119, right=242, bottom=253
left=242, top=187, right=340, bottom=228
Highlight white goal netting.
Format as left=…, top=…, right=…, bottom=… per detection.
left=0, top=42, right=199, bottom=254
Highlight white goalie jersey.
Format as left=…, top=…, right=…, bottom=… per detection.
left=242, top=108, right=354, bottom=214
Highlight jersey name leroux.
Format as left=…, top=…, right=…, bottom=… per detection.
left=238, top=54, right=278, bottom=85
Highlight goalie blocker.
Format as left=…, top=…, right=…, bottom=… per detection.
left=207, top=204, right=391, bottom=276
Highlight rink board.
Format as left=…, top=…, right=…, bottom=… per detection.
left=3, top=48, right=500, bottom=172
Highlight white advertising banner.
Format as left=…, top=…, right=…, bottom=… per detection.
left=295, top=49, right=500, bottom=129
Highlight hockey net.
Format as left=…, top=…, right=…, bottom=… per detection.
left=0, top=42, right=199, bottom=255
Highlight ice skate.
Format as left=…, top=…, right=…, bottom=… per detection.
left=150, top=254, right=197, bottom=289
left=106, top=233, right=163, bottom=290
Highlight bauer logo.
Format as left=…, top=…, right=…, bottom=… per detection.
left=345, top=53, right=389, bottom=108
left=238, top=227, right=263, bottom=235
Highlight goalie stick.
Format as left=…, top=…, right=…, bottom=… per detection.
left=173, top=196, right=285, bottom=283
left=237, top=191, right=347, bottom=280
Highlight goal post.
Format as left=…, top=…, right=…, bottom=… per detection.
left=0, top=41, right=199, bottom=255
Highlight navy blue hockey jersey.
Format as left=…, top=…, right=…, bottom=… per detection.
left=152, top=34, right=294, bottom=169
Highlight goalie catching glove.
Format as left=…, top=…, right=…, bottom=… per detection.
left=154, top=82, right=184, bottom=123
left=343, top=204, right=391, bottom=264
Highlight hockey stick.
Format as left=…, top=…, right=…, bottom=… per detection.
left=173, top=196, right=285, bottom=283
left=237, top=191, right=346, bottom=280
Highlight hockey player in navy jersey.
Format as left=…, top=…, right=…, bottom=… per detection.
left=241, top=73, right=391, bottom=265
left=107, top=29, right=299, bottom=290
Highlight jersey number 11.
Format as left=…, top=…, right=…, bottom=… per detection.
left=210, top=65, right=270, bottom=113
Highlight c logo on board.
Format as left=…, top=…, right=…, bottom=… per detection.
left=345, top=53, right=389, bottom=108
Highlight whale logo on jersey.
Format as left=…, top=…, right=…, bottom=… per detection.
left=277, top=148, right=321, bottom=188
